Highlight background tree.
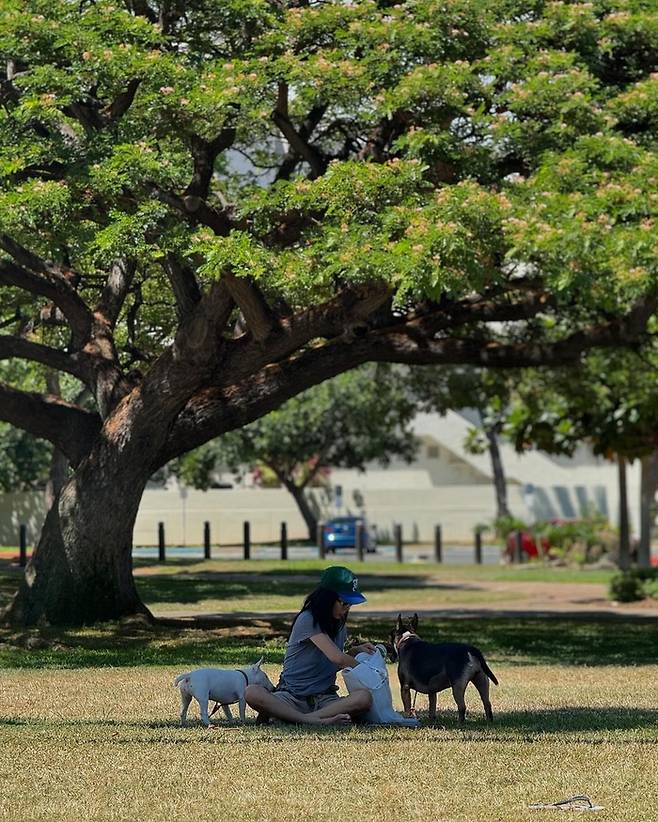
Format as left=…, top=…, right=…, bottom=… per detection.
left=506, top=344, right=658, bottom=568
left=177, top=365, right=418, bottom=540
left=1, top=1, right=656, bottom=625
left=0, top=425, right=50, bottom=493
left=0, top=362, right=56, bottom=493
left=410, top=366, right=515, bottom=519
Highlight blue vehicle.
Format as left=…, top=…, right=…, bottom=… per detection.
left=323, top=516, right=376, bottom=553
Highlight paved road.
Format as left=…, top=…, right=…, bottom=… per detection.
left=132, top=543, right=502, bottom=565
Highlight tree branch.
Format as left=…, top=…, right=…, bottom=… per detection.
left=0, top=335, right=91, bottom=382
left=275, top=103, right=327, bottom=181
left=96, top=259, right=137, bottom=328
left=184, top=116, right=239, bottom=201
left=272, top=83, right=327, bottom=179
left=104, top=78, right=142, bottom=124
left=358, top=110, right=412, bottom=162
left=222, top=271, right=276, bottom=341
left=0, top=253, right=92, bottom=346
left=161, top=254, right=202, bottom=322
left=157, top=291, right=658, bottom=466
left=148, top=184, right=236, bottom=235
left=0, top=382, right=101, bottom=465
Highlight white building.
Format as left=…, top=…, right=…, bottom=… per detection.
left=0, top=411, right=639, bottom=547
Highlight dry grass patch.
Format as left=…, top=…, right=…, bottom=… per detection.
left=1, top=665, right=657, bottom=821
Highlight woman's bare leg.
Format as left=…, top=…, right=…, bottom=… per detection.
left=245, top=686, right=371, bottom=725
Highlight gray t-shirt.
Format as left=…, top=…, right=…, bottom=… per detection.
left=277, top=609, right=347, bottom=697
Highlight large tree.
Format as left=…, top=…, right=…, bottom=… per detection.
left=1, top=0, right=657, bottom=624
left=176, top=365, right=418, bottom=540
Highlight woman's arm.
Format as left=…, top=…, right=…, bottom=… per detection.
left=310, top=633, right=360, bottom=669
left=348, top=643, right=377, bottom=657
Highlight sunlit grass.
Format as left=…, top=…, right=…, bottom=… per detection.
left=1, top=560, right=657, bottom=820
left=131, top=556, right=617, bottom=585
left=1, top=665, right=657, bottom=821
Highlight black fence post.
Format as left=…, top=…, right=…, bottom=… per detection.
left=243, top=521, right=251, bottom=560
left=514, top=530, right=523, bottom=564
left=474, top=529, right=482, bottom=564
left=394, top=524, right=403, bottom=563
left=281, top=521, right=288, bottom=561
left=317, top=521, right=325, bottom=559
left=434, top=525, right=443, bottom=563
left=203, top=521, right=211, bottom=560
left=19, top=523, right=27, bottom=568
left=356, top=522, right=364, bottom=562
left=158, top=522, right=166, bottom=563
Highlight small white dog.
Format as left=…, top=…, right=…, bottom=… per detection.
left=175, top=657, right=274, bottom=726
left=342, top=644, right=420, bottom=727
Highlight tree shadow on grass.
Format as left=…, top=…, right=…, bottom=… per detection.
left=134, top=571, right=469, bottom=606
left=493, top=707, right=658, bottom=736
left=0, top=618, right=291, bottom=669
left=359, top=616, right=658, bottom=667
left=414, top=707, right=658, bottom=741
left=3, top=709, right=657, bottom=746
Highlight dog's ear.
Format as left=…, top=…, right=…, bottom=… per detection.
left=396, top=613, right=403, bottom=632
left=411, top=613, right=418, bottom=632
left=255, top=656, right=264, bottom=668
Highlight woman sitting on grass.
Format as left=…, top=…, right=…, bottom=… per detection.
left=245, top=566, right=374, bottom=725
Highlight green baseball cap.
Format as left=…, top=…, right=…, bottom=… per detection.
left=319, top=566, right=366, bottom=605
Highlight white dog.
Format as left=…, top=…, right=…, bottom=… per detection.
left=175, top=657, right=274, bottom=726
left=342, top=644, right=420, bottom=727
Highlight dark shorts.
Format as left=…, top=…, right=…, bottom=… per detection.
left=271, top=690, right=341, bottom=714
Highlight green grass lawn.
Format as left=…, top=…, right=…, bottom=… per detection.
left=1, top=559, right=657, bottom=820
left=130, top=555, right=617, bottom=584
left=133, top=557, right=617, bottom=616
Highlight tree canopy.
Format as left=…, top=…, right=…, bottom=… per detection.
left=1, top=0, right=657, bottom=624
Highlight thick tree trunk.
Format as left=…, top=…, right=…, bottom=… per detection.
left=638, top=451, right=658, bottom=569
left=3, top=284, right=233, bottom=626
left=617, top=454, right=631, bottom=571
left=4, top=444, right=151, bottom=626
left=284, top=479, right=318, bottom=542
left=485, top=424, right=511, bottom=519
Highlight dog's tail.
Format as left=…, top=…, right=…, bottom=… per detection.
left=483, top=661, right=499, bottom=686
left=473, top=650, right=499, bottom=686
left=174, top=672, right=191, bottom=687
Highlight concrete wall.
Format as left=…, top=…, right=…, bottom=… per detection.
left=0, top=479, right=634, bottom=547
left=0, top=492, right=47, bottom=547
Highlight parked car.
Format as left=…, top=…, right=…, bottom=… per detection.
left=323, top=516, right=376, bottom=553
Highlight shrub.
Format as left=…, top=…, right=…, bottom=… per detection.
left=609, top=571, right=646, bottom=602
left=539, top=513, right=616, bottom=565
left=493, top=515, right=528, bottom=540
left=609, top=568, right=658, bottom=602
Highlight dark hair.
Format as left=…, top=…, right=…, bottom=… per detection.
left=288, top=587, right=344, bottom=640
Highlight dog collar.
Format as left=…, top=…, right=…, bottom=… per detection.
left=395, top=631, right=417, bottom=652
left=237, top=669, right=249, bottom=686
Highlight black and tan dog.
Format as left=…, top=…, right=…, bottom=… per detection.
left=389, top=614, right=498, bottom=723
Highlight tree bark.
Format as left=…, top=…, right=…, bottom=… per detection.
left=484, top=423, right=511, bottom=519
left=638, top=450, right=658, bottom=569
left=283, top=479, right=318, bottom=542
left=5, top=451, right=150, bottom=625
left=44, top=372, right=69, bottom=510
left=617, top=454, right=631, bottom=570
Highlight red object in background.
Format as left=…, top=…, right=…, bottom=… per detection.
left=505, top=530, right=550, bottom=559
